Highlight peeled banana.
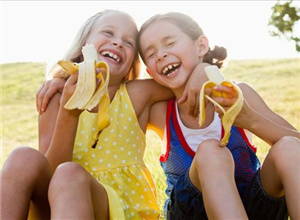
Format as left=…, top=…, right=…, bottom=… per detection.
left=199, top=66, right=243, bottom=147
left=58, top=44, right=110, bottom=131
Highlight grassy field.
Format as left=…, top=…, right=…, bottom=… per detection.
left=1, top=58, right=299, bottom=218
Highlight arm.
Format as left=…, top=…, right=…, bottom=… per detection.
left=126, top=78, right=174, bottom=132
left=214, top=83, right=300, bottom=146
left=39, top=73, right=81, bottom=170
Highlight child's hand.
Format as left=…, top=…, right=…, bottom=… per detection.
left=212, top=84, right=250, bottom=128
left=36, top=78, right=66, bottom=114
left=178, top=63, right=210, bottom=117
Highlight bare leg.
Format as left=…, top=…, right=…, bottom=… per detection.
left=260, top=136, right=300, bottom=219
left=48, top=162, right=109, bottom=220
left=189, top=139, right=248, bottom=219
left=0, top=147, right=53, bottom=220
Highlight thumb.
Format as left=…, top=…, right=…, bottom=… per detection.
left=178, top=86, right=188, bottom=105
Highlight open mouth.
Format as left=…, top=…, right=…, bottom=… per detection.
left=100, top=51, right=121, bottom=63
left=162, top=63, right=180, bottom=76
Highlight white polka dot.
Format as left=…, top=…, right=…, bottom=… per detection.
left=120, top=146, right=124, bottom=151
left=110, top=129, right=115, bottom=133
left=106, top=150, right=110, bottom=154
left=132, top=144, right=136, bottom=148
left=140, top=195, right=144, bottom=199
left=97, top=145, right=102, bottom=150
left=118, top=134, right=122, bottom=138
left=127, top=151, right=131, bottom=155
left=78, top=142, right=83, bottom=147
left=107, top=163, right=111, bottom=168
left=77, top=155, right=82, bottom=160
left=92, top=154, right=96, bottom=158
left=99, top=159, right=103, bottom=163
left=81, top=130, right=85, bottom=134
left=91, top=127, right=96, bottom=131
left=84, top=148, right=89, bottom=152
left=126, top=138, right=130, bottom=142
left=92, top=167, right=96, bottom=171
left=104, top=138, right=109, bottom=142
left=124, top=104, right=128, bottom=108
left=138, top=175, right=142, bottom=179
left=122, top=160, right=126, bottom=164
left=127, top=178, right=131, bottom=182
left=85, top=162, right=89, bottom=166
left=123, top=126, right=128, bottom=130
left=115, top=108, right=119, bottom=112
left=128, top=117, right=132, bottom=121
left=92, top=115, right=96, bottom=118
left=120, top=113, right=124, bottom=117
left=131, top=190, right=135, bottom=195
left=113, top=141, right=117, bottom=146
left=114, top=155, right=118, bottom=159
left=130, top=131, right=134, bottom=135
left=144, top=188, right=148, bottom=192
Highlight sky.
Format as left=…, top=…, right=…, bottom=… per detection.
left=1, top=1, right=299, bottom=66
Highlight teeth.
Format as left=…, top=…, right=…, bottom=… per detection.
left=101, top=51, right=121, bottom=63
left=162, top=63, right=179, bottom=75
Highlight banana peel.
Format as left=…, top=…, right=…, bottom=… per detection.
left=199, top=66, right=243, bottom=147
left=57, top=44, right=110, bottom=131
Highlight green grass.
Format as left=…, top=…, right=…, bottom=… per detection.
left=1, top=58, right=300, bottom=218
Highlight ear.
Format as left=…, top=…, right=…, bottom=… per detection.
left=197, top=35, right=209, bottom=58
left=146, top=68, right=152, bottom=76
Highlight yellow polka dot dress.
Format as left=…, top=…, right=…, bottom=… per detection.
left=72, top=84, right=160, bottom=219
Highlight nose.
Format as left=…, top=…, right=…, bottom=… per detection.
left=157, top=50, right=167, bottom=62
left=112, top=38, right=123, bottom=48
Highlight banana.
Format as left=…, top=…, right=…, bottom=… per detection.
left=199, top=66, right=243, bottom=147
left=57, top=44, right=110, bottom=131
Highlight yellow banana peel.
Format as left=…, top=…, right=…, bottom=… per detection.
left=57, top=44, right=110, bottom=131
left=199, top=66, right=243, bottom=147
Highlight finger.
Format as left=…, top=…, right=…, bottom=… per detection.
left=41, top=86, right=60, bottom=113
left=36, top=83, right=47, bottom=114
left=214, top=96, right=237, bottom=107
left=188, top=92, right=196, bottom=116
left=66, top=72, right=78, bottom=86
left=215, top=85, right=238, bottom=98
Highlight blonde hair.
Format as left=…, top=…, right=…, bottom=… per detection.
left=50, top=10, right=140, bottom=81
left=138, top=12, right=227, bottom=68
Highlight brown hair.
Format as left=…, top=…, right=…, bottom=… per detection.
left=50, top=10, right=140, bottom=81
left=138, top=12, right=227, bottom=68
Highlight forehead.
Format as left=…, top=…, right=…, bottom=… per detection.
left=95, top=12, right=138, bottom=36
left=142, top=20, right=182, bottom=39
left=140, top=20, right=184, bottom=49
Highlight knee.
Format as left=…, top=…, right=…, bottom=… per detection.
left=48, top=162, right=89, bottom=199
left=195, top=139, right=234, bottom=171
left=1, top=147, right=49, bottom=179
left=267, top=136, right=300, bottom=167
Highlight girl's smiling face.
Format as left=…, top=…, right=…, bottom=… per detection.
left=140, top=20, right=203, bottom=90
left=86, top=12, right=138, bottom=80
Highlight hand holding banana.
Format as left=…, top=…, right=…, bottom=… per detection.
left=58, top=44, right=110, bottom=131
left=199, top=66, right=243, bottom=147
